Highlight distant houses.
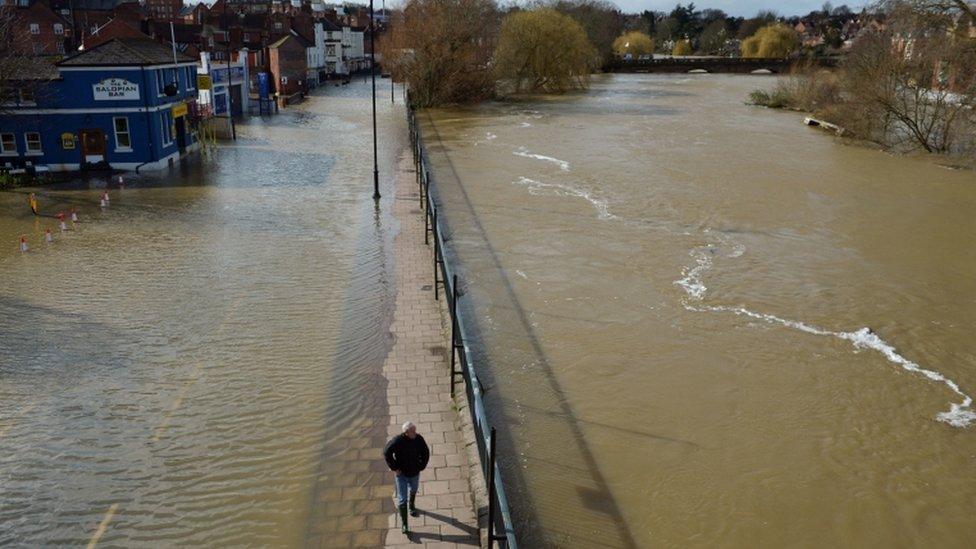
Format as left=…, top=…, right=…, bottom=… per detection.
left=1, top=0, right=383, bottom=173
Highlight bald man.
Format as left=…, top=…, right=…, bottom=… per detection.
left=383, top=421, right=430, bottom=535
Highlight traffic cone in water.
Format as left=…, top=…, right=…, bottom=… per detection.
left=45, top=228, right=53, bottom=243
left=19, top=236, right=28, bottom=253
left=100, top=197, right=107, bottom=209
left=102, top=190, right=110, bottom=203
left=71, top=210, right=78, bottom=223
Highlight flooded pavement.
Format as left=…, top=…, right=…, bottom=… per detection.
left=421, top=74, right=976, bottom=548
left=0, top=80, right=406, bottom=546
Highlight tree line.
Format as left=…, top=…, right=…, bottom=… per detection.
left=381, top=0, right=856, bottom=106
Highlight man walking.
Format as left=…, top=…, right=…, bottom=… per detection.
left=383, top=421, right=430, bottom=535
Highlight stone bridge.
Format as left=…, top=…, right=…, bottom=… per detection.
left=604, top=56, right=838, bottom=74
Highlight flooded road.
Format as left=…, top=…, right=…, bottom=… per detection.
left=0, top=81, right=405, bottom=546
left=422, top=74, right=976, bottom=547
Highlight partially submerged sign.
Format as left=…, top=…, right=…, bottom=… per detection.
left=93, top=78, right=140, bottom=101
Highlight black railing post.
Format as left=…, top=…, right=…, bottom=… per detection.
left=424, top=195, right=429, bottom=245
left=487, top=427, right=497, bottom=547
left=432, top=207, right=439, bottom=301
left=450, top=274, right=458, bottom=398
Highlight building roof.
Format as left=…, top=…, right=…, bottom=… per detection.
left=59, top=37, right=196, bottom=66
left=6, top=57, right=61, bottom=81
left=320, top=18, right=341, bottom=32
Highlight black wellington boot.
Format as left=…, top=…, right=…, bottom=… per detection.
left=398, top=503, right=410, bottom=535
left=409, top=492, right=420, bottom=517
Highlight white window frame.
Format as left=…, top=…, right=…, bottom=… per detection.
left=156, top=68, right=165, bottom=95
left=113, top=116, right=132, bottom=151
left=0, top=133, right=16, bottom=155
left=24, top=132, right=42, bottom=155
left=160, top=111, right=173, bottom=146
left=54, top=23, right=63, bottom=35
left=29, top=23, right=39, bottom=35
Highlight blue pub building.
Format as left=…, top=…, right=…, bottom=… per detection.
left=1, top=37, right=199, bottom=173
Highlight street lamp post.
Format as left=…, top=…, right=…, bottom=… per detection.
left=223, top=0, right=237, bottom=140
left=370, top=0, right=380, bottom=200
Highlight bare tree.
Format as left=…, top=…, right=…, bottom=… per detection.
left=0, top=6, right=47, bottom=114
left=842, top=19, right=975, bottom=153
left=877, top=0, right=975, bottom=20
left=383, top=0, right=498, bottom=107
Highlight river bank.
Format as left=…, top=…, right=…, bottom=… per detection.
left=747, top=70, right=976, bottom=170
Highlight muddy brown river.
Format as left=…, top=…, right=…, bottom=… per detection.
left=420, top=74, right=976, bottom=547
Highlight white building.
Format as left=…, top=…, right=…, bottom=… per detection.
left=197, top=51, right=249, bottom=136
left=343, top=25, right=367, bottom=72
left=307, top=25, right=326, bottom=88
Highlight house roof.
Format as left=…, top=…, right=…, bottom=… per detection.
left=320, top=18, right=341, bottom=32
left=7, top=57, right=61, bottom=80
left=59, top=37, right=196, bottom=66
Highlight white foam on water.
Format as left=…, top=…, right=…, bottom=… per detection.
left=673, top=247, right=712, bottom=300
left=674, top=248, right=976, bottom=428
left=514, top=147, right=570, bottom=171
left=514, top=177, right=616, bottom=220
left=519, top=122, right=532, bottom=128
left=516, top=269, right=528, bottom=279
left=486, top=132, right=497, bottom=140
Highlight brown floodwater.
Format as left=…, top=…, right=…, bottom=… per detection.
left=0, top=81, right=405, bottom=546
left=421, top=73, right=976, bottom=548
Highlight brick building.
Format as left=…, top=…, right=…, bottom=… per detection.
left=267, top=32, right=307, bottom=107
left=144, top=0, right=182, bottom=21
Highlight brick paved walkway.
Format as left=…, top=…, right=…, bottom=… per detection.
left=380, top=154, right=481, bottom=548
left=303, top=154, right=482, bottom=549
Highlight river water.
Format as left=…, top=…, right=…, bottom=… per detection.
left=420, top=74, right=976, bottom=547
left=0, top=81, right=405, bottom=546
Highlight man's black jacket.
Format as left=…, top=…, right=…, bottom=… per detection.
left=383, top=433, right=430, bottom=477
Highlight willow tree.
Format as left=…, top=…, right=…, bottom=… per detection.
left=741, top=23, right=800, bottom=58
left=612, top=31, right=654, bottom=57
left=672, top=39, right=693, bottom=55
left=382, top=0, right=499, bottom=107
left=493, top=8, right=598, bottom=94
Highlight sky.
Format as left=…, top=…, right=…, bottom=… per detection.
left=608, top=1, right=867, bottom=17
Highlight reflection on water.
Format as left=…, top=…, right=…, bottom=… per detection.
left=424, top=74, right=976, bottom=547
left=0, top=81, right=404, bottom=546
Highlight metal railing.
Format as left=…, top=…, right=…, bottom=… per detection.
left=406, top=97, right=518, bottom=549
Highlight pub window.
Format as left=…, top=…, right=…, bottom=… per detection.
left=160, top=112, right=173, bottom=145
left=157, top=69, right=165, bottom=94
left=25, top=132, right=42, bottom=153
left=0, top=133, right=16, bottom=154
left=113, top=117, right=131, bottom=150
left=19, top=88, right=35, bottom=103
left=54, top=23, right=63, bottom=35
left=29, top=23, right=39, bottom=34
left=185, top=66, right=195, bottom=89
